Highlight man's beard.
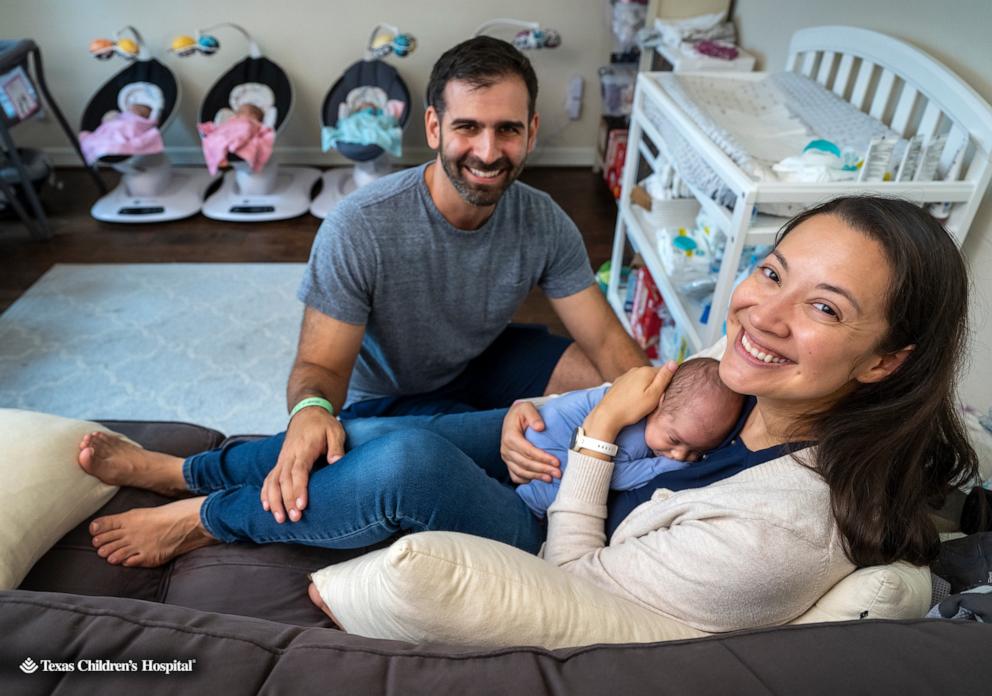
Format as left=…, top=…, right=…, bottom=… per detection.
left=438, top=134, right=527, bottom=207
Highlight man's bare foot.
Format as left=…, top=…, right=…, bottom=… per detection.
left=308, top=582, right=342, bottom=627
left=78, top=431, right=187, bottom=496
left=90, top=497, right=217, bottom=567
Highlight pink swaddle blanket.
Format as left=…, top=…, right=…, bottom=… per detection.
left=79, top=112, right=164, bottom=165
left=197, top=116, right=275, bottom=176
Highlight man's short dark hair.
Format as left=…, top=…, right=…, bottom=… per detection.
left=426, top=36, right=539, bottom=119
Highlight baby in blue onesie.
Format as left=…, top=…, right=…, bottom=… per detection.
left=517, top=358, right=744, bottom=517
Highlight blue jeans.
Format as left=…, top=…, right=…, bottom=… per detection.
left=337, top=323, right=571, bottom=419
left=181, top=409, right=545, bottom=554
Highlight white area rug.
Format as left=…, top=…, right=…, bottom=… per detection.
left=0, top=263, right=306, bottom=435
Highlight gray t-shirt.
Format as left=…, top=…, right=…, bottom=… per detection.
left=298, top=163, right=595, bottom=407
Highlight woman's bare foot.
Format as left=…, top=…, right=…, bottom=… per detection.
left=308, top=582, right=342, bottom=627
left=90, top=497, right=217, bottom=567
left=78, top=431, right=187, bottom=496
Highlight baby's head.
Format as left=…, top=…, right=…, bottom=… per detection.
left=127, top=103, right=152, bottom=119
left=354, top=101, right=382, bottom=115
left=643, top=357, right=744, bottom=462
left=236, top=103, right=265, bottom=122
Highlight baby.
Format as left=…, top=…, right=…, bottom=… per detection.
left=517, top=357, right=744, bottom=517
left=198, top=102, right=274, bottom=176
left=78, top=102, right=163, bottom=165
left=321, top=88, right=405, bottom=158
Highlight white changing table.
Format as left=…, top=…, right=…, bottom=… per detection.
left=607, top=25, right=992, bottom=355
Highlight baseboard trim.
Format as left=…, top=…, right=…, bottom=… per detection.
left=42, top=146, right=597, bottom=168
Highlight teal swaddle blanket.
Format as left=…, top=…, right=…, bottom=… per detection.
left=322, top=109, right=402, bottom=157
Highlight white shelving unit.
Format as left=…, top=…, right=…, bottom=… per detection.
left=607, top=25, right=992, bottom=356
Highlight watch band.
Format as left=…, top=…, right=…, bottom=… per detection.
left=571, top=426, right=618, bottom=458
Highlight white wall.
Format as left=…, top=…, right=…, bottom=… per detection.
left=734, top=0, right=992, bottom=411
left=1, top=0, right=613, bottom=165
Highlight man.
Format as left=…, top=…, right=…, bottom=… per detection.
left=264, top=37, right=646, bottom=524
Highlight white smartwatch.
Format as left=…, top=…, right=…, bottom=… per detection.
left=569, top=426, right=618, bottom=458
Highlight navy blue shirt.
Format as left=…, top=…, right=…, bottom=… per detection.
left=605, top=396, right=807, bottom=537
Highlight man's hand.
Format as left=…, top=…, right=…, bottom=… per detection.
left=262, top=407, right=346, bottom=523
left=500, top=401, right=561, bottom=484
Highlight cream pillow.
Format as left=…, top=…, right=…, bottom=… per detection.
left=312, top=531, right=933, bottom=649
left=791, top=561, right=932, bottom=624
left=0, top=409, right=126, bottom=589
left=311, top=532, right=706, bottom=649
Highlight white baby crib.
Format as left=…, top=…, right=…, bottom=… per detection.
left=607, top=25, right=992, bottom=355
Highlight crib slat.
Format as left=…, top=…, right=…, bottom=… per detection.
left=801, top=51, right=818, bottom=78
left=832, top=54, right=855, bottom=98
left=785, top=48, right=800, bottom=72
left=941, top=124, right=969, bottom=178
left=916, top=102, right=943, bottom=141
left=890, top=86, right=919, bottom=136
left=851, top=61, right=876, bottom=110
left=869, top=69, right=897, bottom=121
left=816, top=52, right=838, bottom=87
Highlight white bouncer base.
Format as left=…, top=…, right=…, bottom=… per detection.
left=202, top=166, right=322, bottom=222
left=90, top=168, right=218, bottom=223
left=309, top=167, right=359, bottom=219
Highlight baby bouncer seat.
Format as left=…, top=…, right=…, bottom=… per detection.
left=84, top=27, right=215, bottom=223
left=176, top=24, right=319, bottom=222
left=310, top=24, right=414, bottom=219
left=1, top=38, right=105, bottom=239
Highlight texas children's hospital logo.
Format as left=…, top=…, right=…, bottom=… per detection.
left=19, top=657, right=196, bottom=675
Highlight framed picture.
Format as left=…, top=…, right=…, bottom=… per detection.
left=0, top=66, right=41, bottom=124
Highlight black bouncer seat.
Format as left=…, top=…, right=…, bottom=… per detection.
left=188, top=24, right=319, bottom=223
left=82, top=27, right=215, bottom=223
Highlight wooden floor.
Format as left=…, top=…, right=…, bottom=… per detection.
left=0, top=167, right=619, bottom=335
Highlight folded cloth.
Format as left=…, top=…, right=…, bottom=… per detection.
left=321, top=110, right=402, bottom=157
left=197, top=115, right=275, bottom=176
left=927, top=585, right=992, bottom=621
left=772, top=149, right=858, bottom=184
left=79, top=112, right=164, bottom=165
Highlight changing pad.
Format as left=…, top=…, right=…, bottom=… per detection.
left=646, top=71, right=903, bottom=212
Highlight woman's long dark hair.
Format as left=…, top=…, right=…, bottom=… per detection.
left=779, top=197, right=978, bottom=567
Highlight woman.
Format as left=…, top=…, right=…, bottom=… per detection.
left=524, top=195, right=978, bottom=630
left=79, top=197, right=976, bottom=630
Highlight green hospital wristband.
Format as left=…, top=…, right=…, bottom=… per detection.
left=290, top=397, right=336, bottom=420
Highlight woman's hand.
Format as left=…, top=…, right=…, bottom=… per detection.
left=262, top=407, right=346, bottom=523
left=583, top=363, right=678, bottom=441
left=500, top=400, right=561, bottom=484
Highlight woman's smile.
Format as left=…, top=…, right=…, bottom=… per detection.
left=737, top=330, right=792, bottom=365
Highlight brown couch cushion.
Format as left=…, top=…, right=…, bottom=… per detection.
left=3, top=589, right=992, bottom=695
left=18, top=420, right=383, bottom=627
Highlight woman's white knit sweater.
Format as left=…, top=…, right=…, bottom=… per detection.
left=543, top=448, right=856, bottom=633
